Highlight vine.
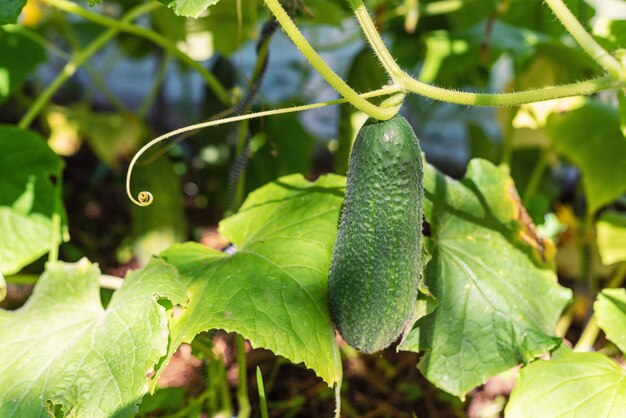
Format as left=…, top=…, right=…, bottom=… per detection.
left=3, top=1, right=626, bottom=416
left=125, top=86, right=401, bottom=206
left=127, top=0, right=626, bottom=206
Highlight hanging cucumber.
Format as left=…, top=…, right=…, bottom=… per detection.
left=328, top=115, right=424, bottom=353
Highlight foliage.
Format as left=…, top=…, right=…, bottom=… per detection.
left=506, top=348, right=626, bottom=418
left=0, top=258, right=186, bottom=417
left=160, top=174, right=345, bottom=385
left=0, top=126, right=65, bottom=275
left=1, top=0, right=626, bottom=416
left=401, top=159, right=571, bottom=398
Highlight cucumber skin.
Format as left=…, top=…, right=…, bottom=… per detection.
left=329, top=115, right=423, bottom=354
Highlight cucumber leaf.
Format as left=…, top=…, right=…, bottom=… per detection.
left=0, top=258, right=186, bottom=417
left=160, top=174, right=345, bottom=385
left=545, top=102, right=626, bottom=213
left=506, top=350, right=626, bottom=418
left=158, top=0, right=222, bottom=18
left=0, top=126, right=65, bottom=275
left=595, top=288, right=626, bottom=354
left=400, top=159, right=571, bottom=398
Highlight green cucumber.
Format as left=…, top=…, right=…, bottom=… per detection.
left=328, top=115, right=423, bottom=353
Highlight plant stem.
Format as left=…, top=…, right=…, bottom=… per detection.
left=232, top=120, right=249, bottom=212
left=18, top=2, right=158, bottom=129
left=42, top=0, right=231, bottom=105
left=544, top=0, right=622, bottom=80
left=127, top=85, right=401, bottom=206
left=403, top=0, right=419, bottom=33
left=555, top=302, right=574, bottom=338
left=256, top=367, right=269, bottom=418
left=334, top=384, right=342, bottom=418
left=265, top=0, right=626, bottom=114
left=236, top=334, right=251, bottom=418
left=263, top=0, right=402, bottom=120
left=399, top=73, right=619, bottom=106
left=99, top=275, right=124, bottom=290
left=574, top=316, right=598, bottom=352
left=349, top=0, right=404, bottom=80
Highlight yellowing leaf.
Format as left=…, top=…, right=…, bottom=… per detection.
left=401, top=159, right=571, bottom=398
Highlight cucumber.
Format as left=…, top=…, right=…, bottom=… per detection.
left=328, top=115, right=423, bottom=353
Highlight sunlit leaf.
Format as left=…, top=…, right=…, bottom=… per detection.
left=596, top=288, right=626, bottom=354
left=597, top=211, right=626, bottom=266
left=506, top=350, right=626, bottom=418
left=0, top=258, right=187, bottom=417
left=400, top=159, right=571, bottom=398
left=0, top=126, right=66, bottom=275
left=158, top=0, right=221, bottom=18
left=160, top=174, right=345, bottom=385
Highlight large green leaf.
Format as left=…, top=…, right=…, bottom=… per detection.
left=596, top=211, right=626, bottom=266
left=0, top=126, right=65, bottom=275
left=0, top=258, right=186, bottom=417
left=506, top=350, right=626, bottom=418
left=400, top=159, right=571, bottom=398
left=545, top=102, right=626, bottom=213
left=160, top=174, right=345, bottom=385
left=596, top=288, right=626, bottom=354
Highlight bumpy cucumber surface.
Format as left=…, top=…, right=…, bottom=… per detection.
left=328, top=115, right=423, bottom=353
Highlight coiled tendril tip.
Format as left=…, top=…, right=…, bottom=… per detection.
left=136, top=191, right=154, bottom=207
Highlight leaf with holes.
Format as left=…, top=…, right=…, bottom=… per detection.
left=160, top=174, right=345, bottom=385
left=400, top=159, right=571, bottom=398
left=0, top=258, right=186, bottom=417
